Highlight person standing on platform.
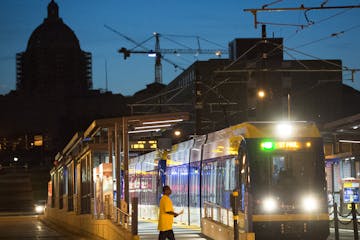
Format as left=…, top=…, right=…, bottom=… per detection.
left=158, top=185, right=183, bottom=240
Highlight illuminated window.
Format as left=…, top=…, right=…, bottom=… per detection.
left=34, top=135, right=43, bottom=146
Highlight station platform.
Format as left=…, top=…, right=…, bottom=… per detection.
left=138, top=220, right=213, bottom=240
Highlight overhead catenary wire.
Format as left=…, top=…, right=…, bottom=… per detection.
left=278, top=6, right=356, bottom=42
left=293, top=24, right=360, bottom=49
left=239, top=2, right=360, bottom=83
left=262, top=0, right=284, bottom=9
left=278, top=43, right=346, bottom=70
left=269, top=40, right=360, bottom=78
left=271, top=6, right=360, bottom=82
left=321, top=0, right=329, bottom=8
left=244, top=3, right=360, bottom=29
left=216, top=37, right=358, bottom=80
left=305, top=7, right=354, bottom=26
left=282, top=49, right=310, bottom=70
left=223, top=41, right=263, bottom=70
left=248, top=2, right=359, bottom=46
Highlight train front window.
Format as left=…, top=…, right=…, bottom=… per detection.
left=253, top=148, right=318, bottom=206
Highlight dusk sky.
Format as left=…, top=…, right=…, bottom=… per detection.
left=1, top=0, right=359, bottom=96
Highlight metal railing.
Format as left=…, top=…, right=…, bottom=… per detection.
left=109, top=198, right=139, bottom=237
left=111, top=204, right=131, bottom=230
left=204, top=200, right=359, bottom=240
left=203, top=201, right=232, bottom=226
left=329, top=202, right=359, bottom=240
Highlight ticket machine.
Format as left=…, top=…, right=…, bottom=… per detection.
left=341, top=178, right=360, bottom=213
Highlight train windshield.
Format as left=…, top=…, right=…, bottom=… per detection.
left=252, top=142, right=320, bottom=203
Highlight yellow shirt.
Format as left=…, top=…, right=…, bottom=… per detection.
left=158, top=195, right=174, bottom=231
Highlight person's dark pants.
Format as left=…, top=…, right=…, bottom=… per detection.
left=158, top=229, right=175, bottom=240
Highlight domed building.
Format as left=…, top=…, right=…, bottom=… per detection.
left=16, top=0, right=92, bottom=96
left=0, top=1, right=128, bottom=169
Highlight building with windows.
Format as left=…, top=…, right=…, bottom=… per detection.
left=129, top=33, right=360, bottom=214
left=129, top=32, right=359, bottom=138
left=323, top=113, right=360, bottom=212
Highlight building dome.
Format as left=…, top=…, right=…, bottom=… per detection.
left=16, top=0, right=92, bottom=96
left=26, top=0, right=80, bottom=50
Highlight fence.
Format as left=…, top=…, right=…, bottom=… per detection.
left=329, top=202, right=359, bottom=240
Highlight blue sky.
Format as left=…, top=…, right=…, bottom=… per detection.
left=0, top=0, right=359, bottom=96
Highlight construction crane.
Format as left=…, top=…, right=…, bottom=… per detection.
left=105, top=25, right=228, bottom=84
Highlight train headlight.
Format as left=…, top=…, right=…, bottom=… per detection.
left=276, top=122, right=293, bottom=138
left=301, top=195, right=318, bottom=212
left=262, top=197, right=277, bottom=212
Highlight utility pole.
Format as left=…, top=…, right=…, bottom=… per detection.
left=122, top=117, right=129, bottom=210
left=287, top=93, right=291, bottom=120
left=114, top=122, right=121, bottom=209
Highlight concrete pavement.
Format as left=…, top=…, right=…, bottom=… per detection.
left=138, top=220, right=213, bottom=240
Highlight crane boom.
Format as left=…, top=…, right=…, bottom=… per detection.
left=163, top=48, right=228, bottom=55
left=118, top=47, right=228, bottom=57
left=107, top=25, right=228, bottom=84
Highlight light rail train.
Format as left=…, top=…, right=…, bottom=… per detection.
left=129, top=121, right=329, bottom=240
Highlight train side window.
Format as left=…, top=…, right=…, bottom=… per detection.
left=225, top=157, right=236, bottom=191
left=238, top=143, right=247, bottom=211
left=239, top=147, right=247, bottom=184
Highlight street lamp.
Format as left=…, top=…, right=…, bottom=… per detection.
left=257, top=90, right=265, bottom=99
left=174, top=130, right=181, bottom=137
left=256, top=89, right=266, bottom=120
